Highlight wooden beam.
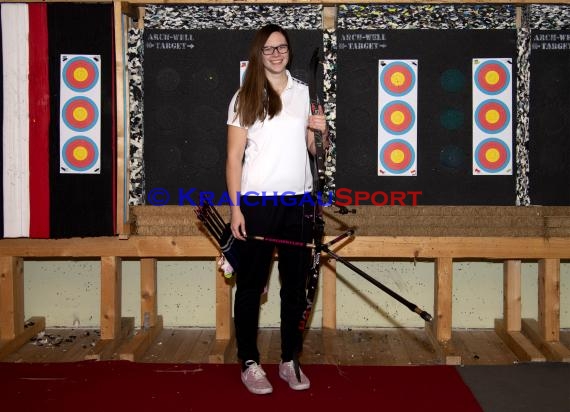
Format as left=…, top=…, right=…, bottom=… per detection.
left=425, top=322, right=461, bottom=365
left=0, top=257, right=24, bottom=340
left=522, top=318, right=570, bottom=362
left=85, top=317, right=135, bottom=360
left=121, top=0, right=140, bottom=19
left=121, top=0, right=570, bottom=5
left=0, top=236, right=216, bottom=257
left=3, top=236, right=570, bottom=259
left=503, top=259, right=522, bottom=331
left=100, top=256, right=122, bottom=340
left=494, top=319, right=546, bottom=362
left=119, top=315, right=163, bottom=361
left=0, top=317, right=45, bottom=360
left=209, top=335, right=235, bottom=364
left=332, top=236, right=570, bottom=259
left=3, top=0, right=570, bottom=4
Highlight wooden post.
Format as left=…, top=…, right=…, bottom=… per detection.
left=433, top=257, right=453, bottom=342
left=323, top=6, right=337, bottom=30
left=114, top=0, right=130, bottom=235
left=0, top=257, right=45, bottom=360
left=518, top=258, right=570, bottom=362
left=425, top=257, right=460, bottom=364
left=140, top=258, right=158, bottom=328
left=504, top=259, right=522, bottom=331
left=0, top=257, right=24, bottom=340
left=117, top=257, right=161, bottom=362
left=322, top=258, right=337, bottom=330
left=495, top=260, right=545, bottom=362
left=538, top=258, right=560, bottom=342
left=209, top=261, right=235, bottom=363
left=100, top=256, right=122, bottom=340
left=215, top=262, right=232, bottom=341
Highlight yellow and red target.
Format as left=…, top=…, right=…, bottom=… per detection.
left=379, top=139, right=416, bottom=174
left=380, top=61, right=416, bottom=97
left=474, top=59, right=510, bottom=95
left=62, top=56, right=99, bottom=92
left=62, top=136, right=99, bottom=172
left=380, top=100, right=415, bottom=135
left=60, top=54, right=101, bottom=174
left=62, top=96, right=99, bottom=132
left=472, top=58, right=512, bottom=176
left=474, top=99, right=510, bottom=134
left=474, top=138, right=510, bottom=173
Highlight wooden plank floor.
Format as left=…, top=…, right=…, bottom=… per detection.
left=2, top=328, right=569, bottom=365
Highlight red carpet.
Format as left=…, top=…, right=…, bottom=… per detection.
left=0, top=361, right=482, bottom=411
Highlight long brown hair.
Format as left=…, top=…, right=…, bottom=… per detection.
left=235, top=24, right=292, bottom=128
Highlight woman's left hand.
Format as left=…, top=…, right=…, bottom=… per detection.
left=308, top=104, right=328, bottom=135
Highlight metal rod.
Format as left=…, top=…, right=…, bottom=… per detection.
left=322, top=246, right=432, bottom=322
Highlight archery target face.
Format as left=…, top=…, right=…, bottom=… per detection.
left=475, top=99, right=510, bottom=134
left=380, top=100, right=416, bottom=135
left=380, top=61, right=416, bottom=97
left=62, top=136, right=99, bottom=172
left=474, top=59, right=510, bottom=95
left=60, top=54, right=101, bottom=174
left=378, top=59, right=418, bottom=176
left=379, top=139, right=416, bottom=174
left=472, top=58, right=512, bottom=175
left=62, top=96, right=99, bottom=132
left=62, top=56, right=100, bottom=92
left=474, top=138, right=511, bottom=173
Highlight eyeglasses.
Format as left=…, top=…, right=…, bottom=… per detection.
left=261, top=44, right=289, bottom=55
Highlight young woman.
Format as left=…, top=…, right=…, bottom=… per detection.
left=226, top=24, right=328, bottom=395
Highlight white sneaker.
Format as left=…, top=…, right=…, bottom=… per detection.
left=279, top=360, right=310, bottom=390
left=241, top=361, right=273, bottom=395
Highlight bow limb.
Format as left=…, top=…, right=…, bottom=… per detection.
left=298, top=47, right=327, bottom=333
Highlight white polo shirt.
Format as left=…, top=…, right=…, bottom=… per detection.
left=227, top=71, right=313, bottom=196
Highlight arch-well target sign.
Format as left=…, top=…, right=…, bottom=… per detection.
left=60, top=54, right=101, bottom=174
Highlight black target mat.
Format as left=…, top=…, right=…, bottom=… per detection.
left=528, top=30, right=570, bottom=206
left=143, top=29, right=322, bottom=205
left=336, top=29, right=517, bottom=205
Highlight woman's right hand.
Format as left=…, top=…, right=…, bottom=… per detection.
left=230, top=208, right=247, bottom=240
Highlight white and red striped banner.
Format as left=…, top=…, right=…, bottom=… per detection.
left=1, top=3, right=50, bottom=238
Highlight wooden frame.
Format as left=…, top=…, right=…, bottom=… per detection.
left=1, top=235, right=569, bottom=363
